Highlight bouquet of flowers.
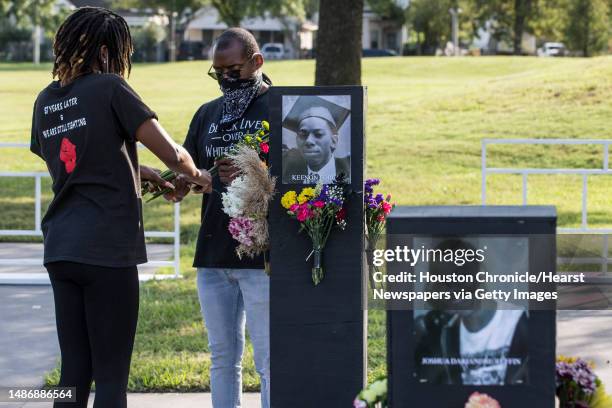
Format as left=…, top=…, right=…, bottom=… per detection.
left=280, top=177, right=348, bottom=285
left=465, top=392, right=501, bottom=408
left=221, top=144, right=275, bottom=271
left=141, top=121, right=270, bottom=202
left=364, top=178, right=394, bottom=287
left=219, top=124, right=274, bottom=273
left=353, top=377, right=387, bottom=408
left=556, top=356, right=600, bottom=408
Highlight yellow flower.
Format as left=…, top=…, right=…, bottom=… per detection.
left=262, top=120, right=269, bottom=131
left=256, top=136, right=262, bottom=142
left=591, top=383, right=612, bottom=408
left=297, top=187, right=316, bottom=204
left=245, top=135, right=252, bottom=143
left=281, top=191, right=298, bottom=209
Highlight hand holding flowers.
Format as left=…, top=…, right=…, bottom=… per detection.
left=142, top=121, right=270, bottom=202
left=219, top=122, right=275, bottom=273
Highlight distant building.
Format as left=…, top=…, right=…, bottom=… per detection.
left=182, top=6, right=316, bottom=60
left=472, top=21, right=537, bottom=55
left=362, top=2, right=408, bottom=54
left=68, top=0, right=168, bottom=29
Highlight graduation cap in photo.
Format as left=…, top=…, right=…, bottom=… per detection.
left=282, top=95, right=350, bottom=134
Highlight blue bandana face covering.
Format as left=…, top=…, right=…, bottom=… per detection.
left=219, top=72, right=264, bottom=127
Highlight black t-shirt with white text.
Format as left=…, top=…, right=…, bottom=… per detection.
left=184, top=91, right=268, bottom=268
left=30, top=73, right=156, bottom=267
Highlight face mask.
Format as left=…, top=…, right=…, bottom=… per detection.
left=219, top=72, right=263, bottom=127
left=219, top=74, right=259, bottom=91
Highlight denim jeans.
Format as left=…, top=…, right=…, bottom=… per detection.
left=197, top=268, right=270, bottom=408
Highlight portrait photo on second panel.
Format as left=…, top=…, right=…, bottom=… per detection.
left=281, top=94, right=351, bottom=184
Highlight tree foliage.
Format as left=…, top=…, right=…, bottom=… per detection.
left=209, top=0, right=306, bottom=27
left=564, top=0, right=610, bottom=56
left=367, top=0, right=406, bottom=26
left=1, top=0, right=68, bottom=35
left=406, top=0, right=453, bottom=54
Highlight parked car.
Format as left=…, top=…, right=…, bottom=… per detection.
left=262, top=43, right=285, bottom=60
left=362, top=48, right=398, bottom=57
left=537, top=42, right=566, bottom=57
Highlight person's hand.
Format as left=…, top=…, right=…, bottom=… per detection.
left=140, top=165, right=174, bottom=193
left=190, top=169, right=213, bottom=194
left=215, top=158, right=239, bottom=185
left=163, top=174, right=191, bottom=202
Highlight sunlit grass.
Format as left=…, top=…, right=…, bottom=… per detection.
left=4, top=56, right=611, bottom=390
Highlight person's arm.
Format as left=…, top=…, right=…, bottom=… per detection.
left=140, top=165, right=175, bottom=192
left=136, top=118, right=211, bottom=192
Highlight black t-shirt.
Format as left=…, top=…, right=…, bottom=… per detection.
left=30, top=73, right=156, bottom=267
left=184, top=91, right=269, bottom=268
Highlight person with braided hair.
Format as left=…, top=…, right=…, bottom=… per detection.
left=30, top=7, right=212, bottom=407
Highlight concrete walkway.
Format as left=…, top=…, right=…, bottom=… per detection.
left=1, top=393, right=261, bottom=407
left=0, top=243, right=176, bottom=284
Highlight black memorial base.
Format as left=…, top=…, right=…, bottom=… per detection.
left=386, top=206, right=557, bottom=408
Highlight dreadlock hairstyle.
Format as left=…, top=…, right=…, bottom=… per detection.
left=52, top=7, right=133, bottom=82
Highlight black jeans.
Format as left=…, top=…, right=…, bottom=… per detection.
left=46, top=261, right=139, bottom=408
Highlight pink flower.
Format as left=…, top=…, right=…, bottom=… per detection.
left=296, top=204, right=313, bottom=222
left=353, top=398, right=367, bottom=408
left=228, top=217, right=255, bottom=246
left=260, top=142, right=269, bottom=153
left=313, top=201, right=325, bottom=208
left=381, top=201, right=392, bottom=214
left=289, top=204, right=299, bottom=213
left=465, top=392, right=501, bottom=408
left=377, top=214, right=385, bottom=222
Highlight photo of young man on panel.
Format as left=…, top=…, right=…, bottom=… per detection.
left=413, top=238, right=529, bottom=386
left=281, top=95, right=352, bottom=184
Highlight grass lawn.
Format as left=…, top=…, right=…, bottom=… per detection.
left=2, top=56, right=612, bottom=391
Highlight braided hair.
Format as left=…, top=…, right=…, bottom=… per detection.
left=52, top=7, right=133, bottom=82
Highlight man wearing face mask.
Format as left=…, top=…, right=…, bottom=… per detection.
left=172, top=28, right=271, bottom=408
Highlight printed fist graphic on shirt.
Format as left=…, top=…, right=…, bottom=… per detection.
left=60, top=137, right=76, bottom=173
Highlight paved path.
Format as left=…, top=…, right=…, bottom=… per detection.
left=0, top=285, right=58, bottom=389
left=0, top=243, right=176, bottom=284
left=1, top=393, right=261, bottom=407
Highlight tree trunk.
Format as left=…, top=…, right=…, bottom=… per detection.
left=315, top=0, right=363, bottom=85
left=583, top=0, right=591, bottom=57
left=513, top=0, right=531, bottom=55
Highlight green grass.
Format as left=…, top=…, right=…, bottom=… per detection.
left=3, top=56, right=612, bottom=391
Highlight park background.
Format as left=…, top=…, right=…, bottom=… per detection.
left=2, top=0, right=612, bottom=394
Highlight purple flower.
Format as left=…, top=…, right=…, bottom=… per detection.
left=556, top=359, right=598, bottom=395
left=364, top=178, right=379, bottom=196
left=319, top=185, right=329, bottom=202
left=330, top=197, right=343, bottom=207
left=375, top=193, right=384, bottom=204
